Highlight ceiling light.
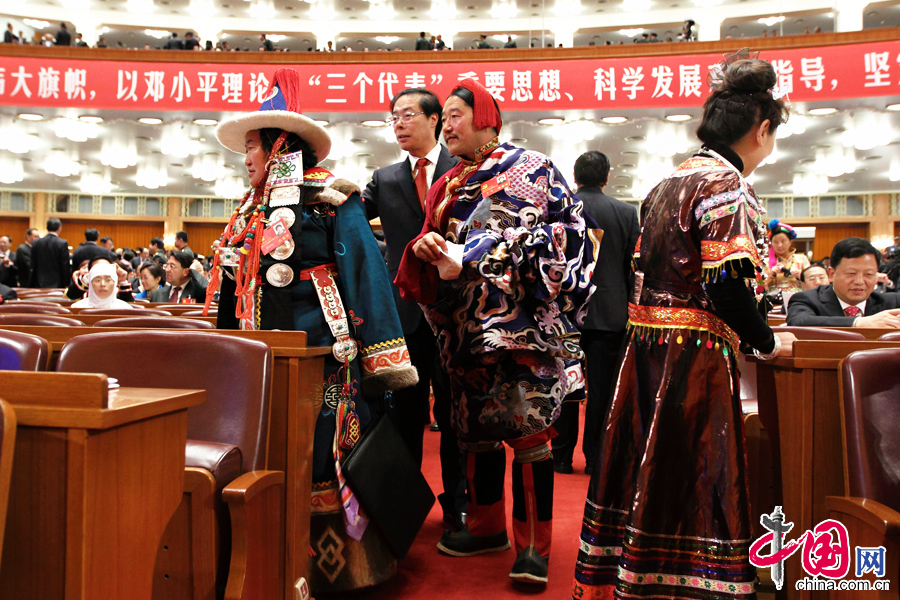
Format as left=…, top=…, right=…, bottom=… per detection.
left=369, top=2, right=396, bottom=19
left=160, top=124, right=201, bottom=158
left=17, top=113, right=43, bottom=121
left=308, top=4, right=335, bottom=19
left=361, top=120, right=388, bottom=127
left=44, top=149, right=81, bottom=178
left=757, top=15, right=785, bottom=26
left=249, top=0, right=275, bottom=19
left=53, top=117, right=99, bottom=142
left=618, top=28, right=644, bottom=36
left=61, top=0, right=91, bottom=9
left=429, top=0, right=458, bottom=19
left=101, top=137, right=139, bottom=169
left=490, top=0, right=518, bottom=19
left=808, top=107, right=837, bottom=116
left=886, top=103, right=900, bottom=111
left=665, top=114, right=692, bottom=122
left=621, top=0, right=650, bottom=11
left=192, top=118, right=218, bottom=126
left=23, top=19, right=50, bottom=29
left=188, top=0, right=216, bottom=16
left=216, top=175, right=246, bottom=199
left=556, top=0, right=583, bottom=13
left=144, top=29, right=170, bottom=39
left=538, top=118, right=566, bottom=125
left=80, top=172, right=113, bottom=195
left=0, top=156, right=25, bottom=184
left=79, top=115, right=104, bottom=124
left=375, top=36, right=400, bottom=44
left=602, top=116, right=628, bottom=124
left=139, top=117, right=163, bottom=125
left=127, top=0, right=156, bottom=14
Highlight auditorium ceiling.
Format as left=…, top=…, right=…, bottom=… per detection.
left=4, top=94, right=900, bottom=199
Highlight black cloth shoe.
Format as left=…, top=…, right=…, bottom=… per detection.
left=552, top=462, right=573, bottom=474
left=437, top=526, right=510, bottom=557
left=509, top=546, right=549, bottom=584
left=442, top=510, right=467, bottom=531
left=584, top=461, right=596, bottom=476
left=430, top=420, right=440, bottom=431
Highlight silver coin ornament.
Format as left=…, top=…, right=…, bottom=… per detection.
left=265, top=263, right=294, bottom=287
left=269, top=207, right=296, bottom=228
left=332, top=338, right=358, bottom=362
left=272, top=238, right=295, bottom=260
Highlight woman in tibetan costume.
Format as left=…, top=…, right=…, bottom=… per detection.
left=207, top=68, right=417, bottom=593
left=572, top=56, right=797, bottom=600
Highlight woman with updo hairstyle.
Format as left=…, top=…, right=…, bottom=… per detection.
left=765, top=218, right=810, bottom=294
left=572, top=57, right=797, bottom=600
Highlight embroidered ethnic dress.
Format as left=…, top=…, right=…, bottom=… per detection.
left=217, top=170, right=417, bottom=592
left=765, top=251, right=810, bottom=294
left=397, top=140, right=600, bottom=443
left=572, top=151, right=767, bottom=600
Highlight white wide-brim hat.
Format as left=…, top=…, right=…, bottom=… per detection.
left=216, top=69, right=332, bottom=161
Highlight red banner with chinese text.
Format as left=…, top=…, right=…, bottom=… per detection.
left=1, top=41, right=899, bottom=113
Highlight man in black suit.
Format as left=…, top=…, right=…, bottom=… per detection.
left=0, top=235, right=16, bottom=287
left=72, top=228, right=113, bottom=269
left=174, top=231, right=194, bottom=260
left=787, top=237, right=900, bottom=327
left=55, top=22, right=71, bottom=46
left=30, top=217, right=71, bottom=288
left=15, top=228, right=39, bottom=287
left=363, top=87, right=466, bottom=528
left=415, top=32, right=431, bottom=50
left=163, top=32, right=183, bottom=50
left=151, top=251, right=207, bottom=303
left=551, top=151, right=640, bottom=475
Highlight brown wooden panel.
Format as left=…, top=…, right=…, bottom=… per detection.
left=811, top=223, right=869, bottom=262
left=183, top=223, right=226, bottom=260
left=0, top=217, right=31, bottom=247
left=59, top=219, right=164, bottom=255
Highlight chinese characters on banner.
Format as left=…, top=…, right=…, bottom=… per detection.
left=1, top=41, right=900, bottom=113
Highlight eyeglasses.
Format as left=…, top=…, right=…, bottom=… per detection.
left=385, top=111, right=424, bottom=125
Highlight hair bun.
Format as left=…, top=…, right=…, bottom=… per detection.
left=723, top=59, right=776, bottom=95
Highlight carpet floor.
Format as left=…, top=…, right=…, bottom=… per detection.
left=326, top=404, right=592, bottom=600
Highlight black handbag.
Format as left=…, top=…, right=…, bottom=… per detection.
left=342, top=414, right=435, bottom=559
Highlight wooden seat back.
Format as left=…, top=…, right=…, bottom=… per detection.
left=94, top=316, right=214, bottom=329
left=0, top=315, right=85, bottom=327
left=0, top=304, right=71, bottom=315
left=0, top=400, right=16, bottom=573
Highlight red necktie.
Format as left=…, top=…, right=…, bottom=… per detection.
left=169, top=285, right=182, bottom=303
left=414, top=158, right=429, bottom=209
left=844, top=305, right=861, bottom=317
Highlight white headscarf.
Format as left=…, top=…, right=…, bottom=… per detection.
left=72, top=261, right=133, bottom=309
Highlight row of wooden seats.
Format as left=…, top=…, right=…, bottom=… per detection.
left=0, top=314, right=217, bottom=328
left=1, top=301, right=218, bottom=317
left=0, top=323, right=329, bottom=600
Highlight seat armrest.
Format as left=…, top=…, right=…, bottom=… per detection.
left=826, top=496, right=900, bottom=537
left=223, top=470, right=285, bottom=600
left=185, top=440, right=242, bottom=493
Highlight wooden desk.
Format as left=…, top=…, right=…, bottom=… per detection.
left=0, top=325, right=328, bottom=600
left=753, top=340, right=900, bottom=599
left=0, top=373, right=205, bottom=600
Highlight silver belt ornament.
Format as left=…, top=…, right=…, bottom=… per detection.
left=307, top=266, right=357, bottom=362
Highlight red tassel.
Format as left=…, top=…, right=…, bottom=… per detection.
left=265, top=68, right=304, bottom=113
left=454, top=78, right=502, bottom=133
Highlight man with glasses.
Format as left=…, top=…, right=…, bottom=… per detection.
left=151, top=250, right=207, bottom=303
left=363, top=88, right=466, bottom=531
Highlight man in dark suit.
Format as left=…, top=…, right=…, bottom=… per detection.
left=72, top=228, right=113, bottom=269
left=30, top=217, right=71, bottom=288
left=163, top=32, right=183, bottom=50
left=363, top=87, right=466, bottom=528
left=787, top=236, right=900, bottom=328
left=174, top=231, right=194, bottom=260
left=0, top=235, right=16, bottom=287
left=15, top=228, right=39, bottom=287
left=55, top=22, right=71, bottom=46
left=151, top=251, right=207, bottom=303
left=415, top=32, right=432, bottom=50
left=551, top=151, right=640, bottom=475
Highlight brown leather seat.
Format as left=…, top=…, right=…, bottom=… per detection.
left=0, top=330, right=50, bottom=371
left=826, top=348, right=900, bottom=594
left=181, top=309, right=217, bottom=317
left=77, top=307, right=172, bottom=316
left=0, top=304, right=72, bottom=314
left=94, top=316, right=214, bottom=329
left=775, top=326, right=866, bottom=341
left=56, top=330, right=274, bottom=599
left=877, top=331, right=900, bottom=342
left=0, top=399, right=16, bottom=571
left=0, top=314, right=84, bottom=327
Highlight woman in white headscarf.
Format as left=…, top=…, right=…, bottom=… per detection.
left=72, top=261, right=134, bottom=309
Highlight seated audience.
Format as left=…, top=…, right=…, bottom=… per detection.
left=786, top=237, right=900, bottom=327
left=799, top=263, right=830, bottom=291
left=0, top=281, right=16, bottom=303
left=66, top=257, right=135, bottom=302
left=135, top=262, right=165, bottom=299
left=151, top=251, right=207, bottom=303
left=72, top=261, right=134, bottom=309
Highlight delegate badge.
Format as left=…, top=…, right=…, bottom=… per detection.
left=481, top=173, right=510, bottom=197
